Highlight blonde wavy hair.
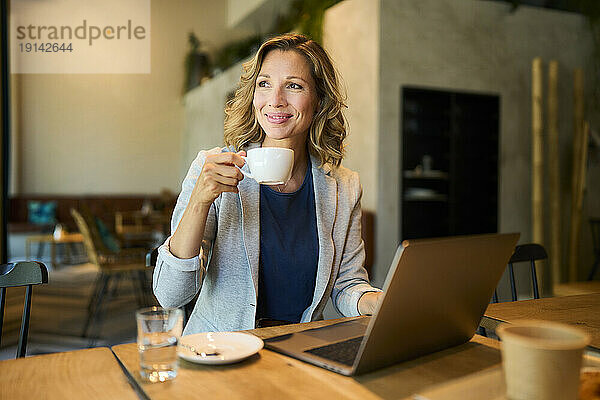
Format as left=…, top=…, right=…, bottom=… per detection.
left=224, top=33, right=347, bottom=167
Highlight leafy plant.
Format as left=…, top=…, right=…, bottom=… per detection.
left=213, top=35, right=262, bottom=72
left=184, top=32, right=211, bottom=94
left=274, top=0, right=342, bottom=44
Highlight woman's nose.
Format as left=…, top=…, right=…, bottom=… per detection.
left=269, top=87, right=287, bottom=107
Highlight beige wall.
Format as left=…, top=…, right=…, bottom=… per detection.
left=323, top=0, right=379, bottom=212
left=11, top=0, right=237, bottom=195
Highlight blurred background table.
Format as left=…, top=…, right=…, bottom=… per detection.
left=115, top=210, right=170, bottom=248
left=25, top=232, right=84, bottom=268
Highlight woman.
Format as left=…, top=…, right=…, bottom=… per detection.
left=153, top=33, right=382, bottom=334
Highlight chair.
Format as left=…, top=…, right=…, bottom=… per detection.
left=478, top=244, right=546, bottom=337
left=589, top=218, right=600, bottom=281
left=146, top=247, right=158, bottom=269
left=70, top=208, right=150, bottom=343
left=492, top=243, right=546, bottom=303
left=0, top=261, right=48, bottom=357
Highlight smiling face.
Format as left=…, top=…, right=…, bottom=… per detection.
left=253, top=50, right=318, bottom=145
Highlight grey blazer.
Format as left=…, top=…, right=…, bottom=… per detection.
left=153, top=145, right=381, bottom=335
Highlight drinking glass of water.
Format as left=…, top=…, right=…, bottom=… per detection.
left=136, top=306, right=183, bottom=383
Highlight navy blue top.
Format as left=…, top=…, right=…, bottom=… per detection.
left=257, top=159, right=319, bottom=323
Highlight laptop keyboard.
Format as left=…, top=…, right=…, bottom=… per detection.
left=304, top=336, right=364, bottom=366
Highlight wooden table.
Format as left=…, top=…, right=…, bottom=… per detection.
left=25, top=233, right=84, bottom=267
left=112, top=317, right=504, bottom=400
left=0, top=347, right=138, bottom=400
left=553, top=280, right=600, bottom=297
left=115, top=211, right=171, bottom=236
left=483, top=293, right=600, bottom=350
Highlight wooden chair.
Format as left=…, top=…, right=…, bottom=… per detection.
left=492, top=243, right=546, bottom=303
left=70, top=208, right=150, bottom=343
left=0, top=261, right=48, bottom=357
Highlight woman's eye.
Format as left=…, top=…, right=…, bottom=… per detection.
left=257, top=80, right=269, bottom=88
left=288, top=83, right=303, bottom=89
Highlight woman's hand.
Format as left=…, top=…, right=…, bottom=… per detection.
left=169, top=150, right=245, bottom=259
left=358, top=292, right=383, bottom=316
left=191, top=151, right=246, bottom=207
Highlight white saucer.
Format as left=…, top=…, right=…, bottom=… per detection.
left=177, top=332, right=264, bottom=365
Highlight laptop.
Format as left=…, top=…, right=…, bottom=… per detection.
left=264, top=232, right=520, bottom=375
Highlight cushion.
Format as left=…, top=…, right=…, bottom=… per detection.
left=95, top=217, right=121, bottom=253
left=27, top=201, right=57, bottom=225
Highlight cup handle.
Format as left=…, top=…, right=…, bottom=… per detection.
left=237, top=156, right=254, bottom=180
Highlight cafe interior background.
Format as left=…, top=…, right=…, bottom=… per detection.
left=1, top=0, right=599, bottom=358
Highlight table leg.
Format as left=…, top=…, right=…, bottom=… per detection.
left=64, top=243, right=73, bottom=264
left=36, top=241, right=45, bottom=260
left=50, top=241, right=57, bottom=268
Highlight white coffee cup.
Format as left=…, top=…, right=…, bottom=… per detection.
left=240, top=147, right=294, bottom=185
left=497, top=320, right=590, bottom=400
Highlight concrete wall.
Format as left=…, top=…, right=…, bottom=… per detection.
left=227, top=0, right=266, bottom=28
left=11, top=0, right=238, bottom=195
left=324, top=0, right=596, bottom=287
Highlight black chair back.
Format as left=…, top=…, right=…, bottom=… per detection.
left=146, top=248, right=158, bottom=268
left=492, top=243, right=546, bottom=303
left=0, top=261, right=48, bottom=357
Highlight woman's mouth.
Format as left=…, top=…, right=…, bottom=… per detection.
left=265, top=113, right=293, bottom=124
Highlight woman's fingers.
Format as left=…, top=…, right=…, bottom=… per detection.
left=205, top=171, right=241, bottom=187
left=208, top=151, right=245, bottom=167
left=193, top=152, right=248, bottom=205
left=206, top=162, right=244, bottom=180
left=202, top=162, right=243, bottom=188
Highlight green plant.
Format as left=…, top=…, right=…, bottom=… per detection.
left=213, top=35, right=262, bottom=72
left=275, top=0, right=342, bottom=44
left=184, top=32, right=211, bottom=94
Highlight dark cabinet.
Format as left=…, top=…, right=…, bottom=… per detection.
left=401, top=87, right=499, bottom=240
